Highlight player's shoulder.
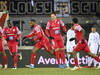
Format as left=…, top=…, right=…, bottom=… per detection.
left=4, top=26, right=8, bottom=29
left=34, top=24, right=41, bottom=30
left=95, top=32, right=99, bottom=35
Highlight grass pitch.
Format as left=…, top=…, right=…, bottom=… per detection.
left=0, top=68, right=100, bottom=75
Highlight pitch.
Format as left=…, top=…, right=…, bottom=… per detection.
left=0, top=68, right=100, bottom=75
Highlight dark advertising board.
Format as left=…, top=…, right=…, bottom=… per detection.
left=0, top=49, right=98, bottom=68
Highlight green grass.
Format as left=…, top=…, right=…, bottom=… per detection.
left=0, top=68, right=100, bottom=75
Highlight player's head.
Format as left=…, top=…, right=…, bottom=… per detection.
left=91, top=26, right=96, bottom=33
left=7, top=20, right=12, bottom=28
left=50, top=12, right=57, bottom=21
left=70, top=24, right=74, bottom=30
left=72, top=18, right=78, bottom=24
left=29, top=19, right=36, bottom=28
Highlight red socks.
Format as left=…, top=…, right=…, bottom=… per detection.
left=55, top=51, right=60, bottom=64
left=31, top=53, right=36, bottom=64
left=74, top=58, right=79, bottom=67
left=14, top=55, right=17, bottom=67
left=94, top=56, right=100, bottom=62
left=60, top=50, right=65, bottom=64
left=3, top=55, right=7, bottom=65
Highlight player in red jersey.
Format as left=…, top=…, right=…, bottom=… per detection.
left=45, top=12, right=67, bottom=68
left=0, top=26, right=7, bottom=69
left=23, top=19, right=54, bottom=68
left=71, top=18, right=100, bottom=70
left=3, top=20, right=22, bottom=69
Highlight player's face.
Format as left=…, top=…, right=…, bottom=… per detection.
left=91, top=27, right=96, bottom=33
left=8, top=22, right=12, bottom=28
left=29, top=21, right=35, bottom=28
left=51, top=14, right=57, bottom=21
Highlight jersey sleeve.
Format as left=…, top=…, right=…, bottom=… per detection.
left=2, top=28, right=7, bottom=40
left=60, top=20, right=65, bottom=27
left=74, top=25, right=82, bottom=32
left=0, top=27, right=3, bottom=33
left=45, top=22, right=50, bottom=37
left=60, top=20, right=67, bottom=32
left=16, top=27, right=21, bottom=40
left=46, top=22, right=50, bottom=29
left=34, top=26, right=43, bottom=41
left=26, top=32, right=34, bottom=38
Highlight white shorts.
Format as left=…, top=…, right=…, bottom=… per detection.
left=90, top=45, right=98, bottom=54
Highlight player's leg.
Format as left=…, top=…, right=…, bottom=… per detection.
left=58, top=38, right=67, bottom=68
left=66, top=45, right=72, bottom=68
left=43, top=38, right=54, bottom=55
left=12, top=45, right=18, bottom=69
left=85, top=48, right=100, bottom=63
left=71, top=42, right=82, bottom=70
left=1, top=51, right=8, bottom=69
left=51, top=40, right=61, bottom=65
left=26, top=43, right=40, bottom=68
left=0, top=42, right=7, bottom=69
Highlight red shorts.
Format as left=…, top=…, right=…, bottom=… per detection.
left=35, top=37, right=52, bottom=52
left=51, top=36, right=64, bottom=49
left=74, top=39, right=90, bottom=52
left=7, top=42, right=18, bottom=54
left=0, top=40, right=4, bottom=53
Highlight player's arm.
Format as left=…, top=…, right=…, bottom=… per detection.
left=2, top=28, right=7, bottom=40
left=88, top=33, right=91, bottom=47
left=81, top=28, right=85, bottom=40
left=34, top=32, right=42, bottom=41
left=67, top=30, right=76, bottom=41
left=60, top=20, right=67, bottom=34
left=16, top=27, right=21, bottom=40
left=45, top=22, right=54, bottom=39
left=26, top=32, right=34, bottom=38
left=45, top=22, right=50, bottom=37
left=0, top=27, right=3, bottom=38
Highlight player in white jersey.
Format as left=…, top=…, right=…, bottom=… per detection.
left=66, top=24, right=80, bottom=68
left=86, top=27, right=100, bottom=68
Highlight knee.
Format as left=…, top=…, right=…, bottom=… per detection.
left=55, top=48, right=59, bottom=52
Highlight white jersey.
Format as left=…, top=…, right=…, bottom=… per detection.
left=88, top=32, right=100, bottom=54
left=66, top=29, right=75, bottom=52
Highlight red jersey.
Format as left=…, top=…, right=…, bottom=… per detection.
left=74, top=24, right=83, bottom=42
left=3, top=26, right=21, bottom=42
left=0, top=26, right=3, bottom=40
left=26, top=24, right=46, bottom=41
left=45, top=19, right=66, bottom=39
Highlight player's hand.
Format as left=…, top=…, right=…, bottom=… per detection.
left=63, top=32, right=66, bottom=35
left=49, top=36, right=54, bottom=40
left=81, top=39, right=85, bottom=44
left=70, top=38, right=75, bottom=41
left=23, top=36, right=27, bottom=40
left=16, top=39, right=19, bottom=42
left=6, top=38, right=9, bottom=41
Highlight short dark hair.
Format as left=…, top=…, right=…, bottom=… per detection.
left=50, top=12, right=56, bottom=16
left=72, top=18, right=78, bottom=23
left=31, top=19, right=36, bottom=22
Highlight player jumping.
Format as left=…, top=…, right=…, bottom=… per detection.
left=23, top=19, right=54, bottom=68
left=45, top=12, right=67, bottom=68
left=71, top=18, right=100, bottom=70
